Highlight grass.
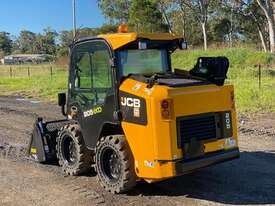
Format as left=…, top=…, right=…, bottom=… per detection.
left=0, top=65, right=68, bottom=102
left=0, top=48, right=274, bottom=112
left=228, top=67, right=275, bottom=112
left=172, top=48, right=275, bottom=69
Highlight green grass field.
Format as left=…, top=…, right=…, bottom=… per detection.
left=0, top=65, right=68, bottom=101
left=0, top=48, right=274, bottom=112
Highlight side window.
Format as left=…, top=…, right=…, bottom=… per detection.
left=72, top=41, right=113, bottom=110
left=92, top=49, right=112, bottom=103
left=76, top=52, right=92, bottom=89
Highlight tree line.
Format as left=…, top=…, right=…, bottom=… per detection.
left=98, top=0, right=275, bottom=52
left=0, top=25, right=117, bottom=59
left=0, top=0, right=274, bottom=59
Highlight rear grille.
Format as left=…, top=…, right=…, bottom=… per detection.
left=177, top=113, right=218, bottom=148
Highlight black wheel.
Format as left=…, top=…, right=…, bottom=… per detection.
left=95, top=135, right=136, bottom=193
left=57, top=124, right=92, bottom=176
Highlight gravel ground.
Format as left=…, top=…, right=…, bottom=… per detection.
left=0, top=96, right=274, bottom=206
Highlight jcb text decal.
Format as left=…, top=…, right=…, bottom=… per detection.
left=121, top=97, right=141, bottom=108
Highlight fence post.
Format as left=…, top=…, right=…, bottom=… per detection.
left=50, top=66, right=53, bottom=80
left=28, top=67, right=30, bottom=78
left=9, top=67, right=12, bottom=77
left=258, top=64, right=262, bottom=89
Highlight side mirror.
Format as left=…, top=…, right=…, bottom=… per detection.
left=58, top=93, right=66, bottom=107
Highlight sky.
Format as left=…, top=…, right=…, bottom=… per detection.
left=0, top=0, right=106, bottom=36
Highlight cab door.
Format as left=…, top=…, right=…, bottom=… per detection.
left=68, top=40, right=116, bottom=148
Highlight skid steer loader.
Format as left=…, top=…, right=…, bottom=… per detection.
left=28, top=25, right=239, bottom=193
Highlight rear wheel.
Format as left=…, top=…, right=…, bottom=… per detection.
left=56, top=124, right=92, bottom=176
left=95, top=135, right=136, bottom=193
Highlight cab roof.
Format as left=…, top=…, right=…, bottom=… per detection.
left=98, top=32, right=183, bottom=50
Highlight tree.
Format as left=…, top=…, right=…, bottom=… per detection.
left=97, top=0, right=131, bottom=23
left=17, top=29, right=58, bottom=55
left=37, top=28, right=58, bottom=55
left=98, top=0, right=167, bottom=33
left=0, top=32, right=12, bottom=55
left=57, top=24, right=118, bottom=57
left=238, top=0, right=269, bottom=51
left=95, top=23, right=118, bottom=34
left=129, top=0, right=168, bottom=32
left=18, top=30, right=37, bottom=53
left=178, top=0, right=212, bottom=50
left=158, top=0, right=175, bottom=33
left=230, top=0, right=272, bottom=52
left=255, top=0, right=275, bottom=52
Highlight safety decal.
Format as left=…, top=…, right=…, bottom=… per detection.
left=31, top=147, right=37, bottom=154
left=224, top=137, right=236, bottom=149
left=133, top=107, right=140, bottom=117
left=144, top=87, right=154, bottom=96
left=144, top=160, right=155, bottom=168
left=132, top=83, right=142, bottom=91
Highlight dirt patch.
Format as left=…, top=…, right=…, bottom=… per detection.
left=0, top=96, right=275, bottom=206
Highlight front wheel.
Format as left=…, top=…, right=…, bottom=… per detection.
left=56, top=124, right=92, bottom=176
left=95, top=135, right=136, bottom=193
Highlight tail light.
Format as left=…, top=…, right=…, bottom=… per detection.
left=161, top=99, right=173, bottom=119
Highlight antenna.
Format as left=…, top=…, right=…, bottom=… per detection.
left=72, top=0, right=77, bottom=39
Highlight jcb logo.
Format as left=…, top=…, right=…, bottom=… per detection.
left=121, top=97, right=141, bottom=108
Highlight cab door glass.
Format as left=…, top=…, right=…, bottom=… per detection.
left=72, top=41, right=112, bottom=111
left=92, top=49, right=112, bottom=104
left=75, top=52, right=92, bottom=89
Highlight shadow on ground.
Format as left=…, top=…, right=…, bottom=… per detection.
left=129, top=151, right=275, bottom=205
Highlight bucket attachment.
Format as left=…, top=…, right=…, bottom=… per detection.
left=28, top=118, right=71, bottom=163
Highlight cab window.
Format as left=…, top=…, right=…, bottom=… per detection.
left=72, top=41, right=113, bottom=110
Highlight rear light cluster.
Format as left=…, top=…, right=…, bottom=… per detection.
left=161, top=99, right=173, bottom=119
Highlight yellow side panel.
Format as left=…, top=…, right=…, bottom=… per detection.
left=120, top=79, right=172, bottom=179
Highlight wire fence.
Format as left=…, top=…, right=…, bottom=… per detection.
left=0, top=65, right=68, bottom=79
left=227, top=65, right=275, bottom=90
left=0, top=64, right=274, bottom=89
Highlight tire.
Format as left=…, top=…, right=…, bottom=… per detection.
left=95, top=135, right=136, bottom=193
left=56, top=124, right=92, bottom=176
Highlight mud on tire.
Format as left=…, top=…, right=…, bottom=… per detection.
left=95, top=135, right=136, bottom=194
left=56, top=124, right=92, bottom=176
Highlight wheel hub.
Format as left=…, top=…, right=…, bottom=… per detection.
left=101, top=148, right=122, bottom=182
left=63, top=135, right=77, bottom=165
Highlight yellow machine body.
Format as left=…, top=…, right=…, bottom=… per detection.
left=98, top=28, right=239, bottom=183
left=119, top=78, right=238, bottom=182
